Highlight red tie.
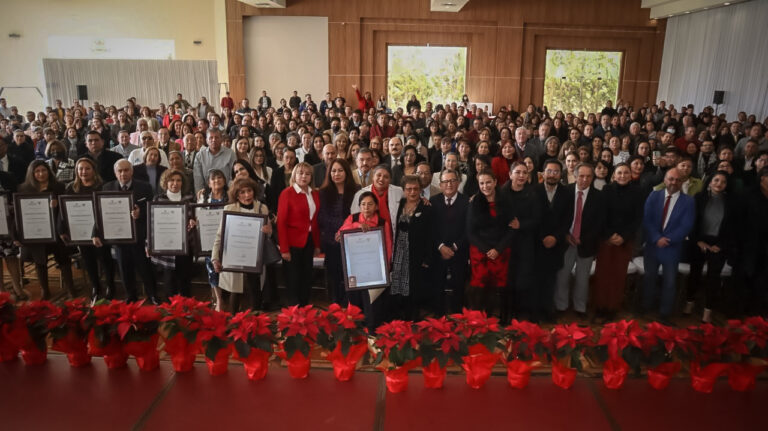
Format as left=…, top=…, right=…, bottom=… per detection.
left=573, top=190, right=583, bottom=240
left=661, top=195, right=671, bottom=230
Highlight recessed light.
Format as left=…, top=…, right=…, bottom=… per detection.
left=685, top=11, right=690, bottom=13
left=724, top=2, right=731, bottom=5
left=668, top=14, right=673, bottom=17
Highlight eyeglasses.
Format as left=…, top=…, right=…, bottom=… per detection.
left=440, top=179, right=459, bottom=184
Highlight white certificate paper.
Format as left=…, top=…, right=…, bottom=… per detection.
left=222, top=214, right=263, bottom=270
left=65, top=200, right=95, bottom=242
left=100, top=196, right=133, bottom=240
left=0, top=195, right=8, bottom=236
left=196, top=207, right=224, bottom=253
left=20, top=197, right=52, bottom=239
left=152, top=205, right=185, bottom=251
left=343, top=230, right=388, bottom=288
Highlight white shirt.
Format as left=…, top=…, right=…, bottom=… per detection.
left=662, top=190, right=681, bottom=230
left=128, top=147, right=169, bottom=167
left=681, top=179, right=691, bottom=195
left=569, top=187, right=590, bottom=235
left=295, top=146, right=311, bottom=163
left=292, top=183, right=316, bottom=229
left=0, top=155, right=8, bottom=172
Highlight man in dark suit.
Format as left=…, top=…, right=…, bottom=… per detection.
left=430, top=168, right=469, bottom=314
left=386, top=136, right=404, bottom=169
left=84, top=130, right=123, bottom=183
left=103, top=159, right=159, bottom=304
left=554, top=163, right=606, bottom=318
left=642, top=168, right=695, bottom=321
left=0, top=136, right=26, bottom=184
left=429, top=136, right=452, bottom=174
left=312, top=144, right=337, bottom=188
left=534, top=159, right=571, bottom=321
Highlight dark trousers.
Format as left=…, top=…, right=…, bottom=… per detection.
left=323, top=241, right=347, bottom=305
left=349, top=289, right=388, bottom=331
left=79, top=245, right=116, bottom=298
left=642, top=250, right=679, bottom=317
left=262, top=264, right=280, bottom=309
left=229, top=273, right=262, bottom=312
left=432, top=257, right=468, bottom=315
left=506, top=245, right=537, bottom=322
left=535, top=247, right=564, bottom=321
left=115, top=244, right=157, bottom=302
left=162, top=255, right=193, bottom=297
left=687, top=239, right=727, bottom=310
left=467, top=286, right=497, bottom=316
left=284, top=234, right=314, bottom=306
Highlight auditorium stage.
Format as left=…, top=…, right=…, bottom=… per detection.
left=2, top=355, right=765, bottom=430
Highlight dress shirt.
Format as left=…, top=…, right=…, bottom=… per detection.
left=293, top=183, right=316, bottom=229
left=662, top=190, right=681, bottom=230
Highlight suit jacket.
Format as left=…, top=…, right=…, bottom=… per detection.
left=352, top=169, right=372, bottom=188
left=102, top=179, right=154, bottom=242
left=276, top=186, right=320, bottom=253
left=534, top=183, right=571, bottom=258
left=312, top=162, right=327, bottom=188
left=430, top=192, right=469, bottom=262
left=643, top=189, right=695, bottom=263
left=1, top=153, right=26, bottom=184
left=562, top=184, right=606, bottom=257
left=394, top=198, right=433, bottom=273
left=85, top=150, right=123, bottom=183
left=133, top=164, right=167, bottom=194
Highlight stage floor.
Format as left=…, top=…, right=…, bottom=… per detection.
left=1, top=355, right=766, bottom=430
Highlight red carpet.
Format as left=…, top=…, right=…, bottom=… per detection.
left=1, top=355, right=766, bottom=430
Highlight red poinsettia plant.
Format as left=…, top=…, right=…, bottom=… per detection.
left=316, top=303, right=368, bottom=356
left=276, top=305, right=321, bottom=359
left=416, top=316, right=466, bottom=368
left=687, top=323, right=734, bottom=365
left=550, top=323, right=595, bottom=371
left=116, top=301, right=161, bottom=343
left=505, top=319, right=550, bottom=361
left=159, top=295, right=211, bottom=344
left=374, top=320, right=421, bottom=369
left=9, top=300, right=61, bottom=353
left=50, top=298, right=92, bottom=347
left=0, top=292, right=14, bottom=329
left=449, top=308, right=504, bottom=352
left=728, top=317, right=768, bottom=359
left=638, top=322, right=691, bottom=368
left=87, top=300, right=125, bottom=347
left=197, top=310, right=232, bottom=361
left=595, top=320, right=644, bottom=372
left=230, top=311, right=275, bottom=358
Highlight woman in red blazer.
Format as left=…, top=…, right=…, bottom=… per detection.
left=277, top=162, right=321, bottom=306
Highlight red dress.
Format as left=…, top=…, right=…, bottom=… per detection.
left=469, top=202, right=511, bottom=288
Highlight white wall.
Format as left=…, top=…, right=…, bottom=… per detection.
left=243, top=16, right=329, bottom=107
left=0, top=0, right=221, bottom=113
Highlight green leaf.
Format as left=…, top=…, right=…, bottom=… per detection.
left=234, top=340, right=251, bottom=359
left=204, top=337, right=226, bottom=361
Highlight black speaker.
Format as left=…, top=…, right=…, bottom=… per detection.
left=76, top=85, right=88, bottom=101
left=713, top=90, right=724, bottom=105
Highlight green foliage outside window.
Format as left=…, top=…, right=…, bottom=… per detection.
left=543, top=50, right=622, bottom=114
left=387, top=46, right=466, bottom=111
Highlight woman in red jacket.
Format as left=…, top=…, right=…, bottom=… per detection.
left=277, top=162, right=320, bottom=306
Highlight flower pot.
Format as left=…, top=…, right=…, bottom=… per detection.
left=689, top=362, right=730, bottom=393
left=20, top=345, right=47, bottom=365
left=88, top=330, right=126, bottom=369
left=103, top=351, right=129, bottom=369
left=422, top=360, right=447, bottom=389
left=123, top=335, right=160, bottom=372
left=205, top=344, right=231, bottom=376
left=52, top=330, right=91, bottom=367
left=284, top=351, right=311, bottom=379
left=0, top=327, right=18, bottom=362
left=163, top=334, right=199, bottom=373
left=461, top=344, right=499, bottom=389
left=384, top=366, right=410, bottom=393
left=647, top=362, right=681, bottom=390
left=506, top=359, right=535, bottom=389
left=602, top=358, right=629, bottom=389
left=327, top=343, right=368, bottom=382
left=551, top=358, right=577, bottom=389
left=728, top=363, right=766, bottom=392
left=235, top=349, right=271, bottom=381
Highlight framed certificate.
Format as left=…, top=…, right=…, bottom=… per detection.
left=13, top=193, right=56, bottom=244
left=147, top=201, right=188, bottom=255
left=59, top=195, right=97, bottom=245
left=219, top=211, right=266, bottom=274
left=191, top=203, right=226, bottom=257
left=0, top=192, right=11, bottom=240
left=340, top=227, right=390, bottom=291
left=95, top=192, right=136, bottom=244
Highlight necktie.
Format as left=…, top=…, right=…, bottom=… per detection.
left=122, top=184, right=129, bottom=192
left=446, top=197, right=452, bottom=207
left=661, top=194, right=671, bottom=230
left=573, top=191, right=583, bottom=240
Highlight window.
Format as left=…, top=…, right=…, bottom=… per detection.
left=387, top=46, right=467, bottom=111
left=543, top=50, right=622, bottom=114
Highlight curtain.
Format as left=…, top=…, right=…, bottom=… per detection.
left=43, top=59, right=218, bottom=110
left=656, top=0, right=768, bottom=121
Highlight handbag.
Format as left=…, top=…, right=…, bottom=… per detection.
left=262, top=234, right=282, bottom=266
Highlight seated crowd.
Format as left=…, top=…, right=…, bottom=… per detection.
left=0, top=89, right=767, bottom=327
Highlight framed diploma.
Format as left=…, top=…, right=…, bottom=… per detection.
left=191, top=203, right=226, bottom=256
left=219, top=211, right=266, bottom=274
left=13, top=193, right=56, bottom=244
left=340, top=227, right=390, bottom=291
left=59, top=195, right=97, bottom=246
left=95, top=192, right=136, bottom=244
left=0, top=192, right=10, bottom=240
left=147, top=201, right=188, bottom=255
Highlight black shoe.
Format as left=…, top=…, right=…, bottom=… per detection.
left=658, top=315, right=676, bottom=327
left=148, top=296, right=161, bottom=306
left=104, top=286, right=114, bottom=300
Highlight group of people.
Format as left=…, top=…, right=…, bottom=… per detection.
left=0, top=91, right=767, bottom=326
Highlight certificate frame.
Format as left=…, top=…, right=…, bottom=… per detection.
left=13, top=193, right=56, bottom=244
left=58, top=194, right=97, bottom=246
left=191, top=203, right=226, bottom=257
left=147, top=201, right=189, bottom=256
left=340, top=227, right=390, bottom=291
left=0, top=192, right=11, bottom=240
left=219, top=211, right=266, bottom=274
left=95, top=191, right=136, bottom=244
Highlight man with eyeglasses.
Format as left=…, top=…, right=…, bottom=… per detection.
left=128, top=131, right=169, bottom=167
left=416, top=162, right=439, bottom=199
left=430, top=168, right=469, bottom=314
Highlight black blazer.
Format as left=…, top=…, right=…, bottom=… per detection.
left=499, top=182, right=541, bottom=250
left=562, top=184, right=606, bottom=257
left=466, top=190, right=514, bottom=253
left=394, top=199, right=433, bottom=272
left=534, top=183, right=571, bottom=253
left=2, top=153, right=26, bottom=184
left=690, top=190, right=737, bottom=253
left=429, top=192, right=469, bottom=261
left=84, top=150, right=123, bottom=183
left=602, top=182, right=643, bottom=243
left=312, top=162, right=327, bottom=189
left=133, top=164, right=167, bottom=193
left=103, top=179, right=154, bottom=242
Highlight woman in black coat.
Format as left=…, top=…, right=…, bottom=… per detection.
left=685, top=171, right=736, bottom=322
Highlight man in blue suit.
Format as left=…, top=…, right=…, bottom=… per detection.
left=642, top=168, right=695, bottom=321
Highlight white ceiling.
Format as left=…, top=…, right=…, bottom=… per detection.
left=430, top=0, right=471, bottom=13
left=641, top=0, right=750, bottom=19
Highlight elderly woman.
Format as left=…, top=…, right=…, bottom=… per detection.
left=211, top=178, right=272, bottom=311
left=196, top=169, right=228, bottom=310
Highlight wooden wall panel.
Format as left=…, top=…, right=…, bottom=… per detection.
left=225, top=0, right=664, bottom=110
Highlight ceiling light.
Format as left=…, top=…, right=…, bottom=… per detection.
left=685, top=11, right=690, bottom=13
left=724, top=2, right=731, bottom=5
left=668, top=14, right=673, bottom=17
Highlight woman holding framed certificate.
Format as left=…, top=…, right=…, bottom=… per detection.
left=64, top=157, right=117, bottom=301
left=151, top=169, right=195, bottom=297
left=196, top=169, right=228, bottom=310
left=18, top=161, right=75, bottom=300
left=211, top=178, right=272, bottom=312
